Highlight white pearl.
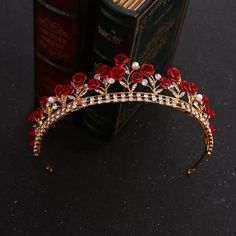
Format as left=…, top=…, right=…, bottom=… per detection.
left=155, top=74, right=162, bottom=80
left=141, top=79, right=148, bottom=86
left=132, top=62, right=140, bottom=70
left=195, top=94, right=203, bottom=102
left=108, top=78, right=115, bottom=84
left=94, top=74, right=101, bottom=80
left=48, top=97, right=55, bottom=104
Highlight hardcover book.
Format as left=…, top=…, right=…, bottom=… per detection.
left=34, top=0, right=98, bottom=98
left=82, top=0, right=189, bottom=138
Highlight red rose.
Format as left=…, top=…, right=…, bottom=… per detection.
left=96, top=65, right=110, bottom=79
left=55, top=84, right=64, bottom=96
left=114, top=54, right=129, bottom=67
left=72, top=72, right=87, bottom=88
left=88, top=79, right=101, bottom=89
left=167, top=67, right=181, bottom=82
left=202, top=94, right=208, bottom=105
left=130, top=71, right=143, bottom=83
left=39, top=96, right=48, bottom=107
left=55, top=84, right=74, bottom=96
left=64, top=85, right=75, bottom=95
left=140, top=64, right=155, bottom=76
left=34, top=109, right=43, bottom=120
left=188, top=83, right=198, bottom=94
left=109, top=66, right=126, bottom=81
left=160, top=77, right=171, bottom=89
left=204, top=107, right=215, bottom=119
left=180, top=80, right=190, bottom=92
left=210, top=125, right=216, bottom=134
left=28, top=129, right=35, bottom=137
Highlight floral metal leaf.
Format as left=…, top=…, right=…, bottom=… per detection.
left=179, top=91, right=185, bottom=98
left=79, top=88, right=88, bottom=97
left=68, top=95, right=76, bottom=100
left=171, top=90, right=179, bottom=98
left=119, top=81, right=128, bottom=88
left=148, top=76, right=155, bottom=87
left=131, top=83, right=138, bottom=91
left=155, top=88, right=163, bottom=94
left=95, top=89, right=105, bottom=95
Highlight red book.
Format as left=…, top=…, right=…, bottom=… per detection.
left=34, top=0, right=98, bottom=98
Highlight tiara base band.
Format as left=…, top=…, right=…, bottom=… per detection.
left=33, top=92, right=214, bottom=160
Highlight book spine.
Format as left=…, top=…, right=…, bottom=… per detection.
left=34, top=0, right=98, bottom=98
left=82, top=0, right=189, bottom=138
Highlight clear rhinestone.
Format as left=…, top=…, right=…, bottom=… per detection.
left=152, top=95, right=157, bottom=102
left=90, top=97, right=94, bottom=105
left=131, top=62, right=140, bottom=70
left=98, top=96, right=102, bottom=104
left=193, top=101, right=199, bottom=107
left=52, top=104, right=58, bottom=110
left=72, top=101, right=77, bottom=108
left=144, top=94, right=149, bottom=101
left=141, top=79, right=148, bottom=86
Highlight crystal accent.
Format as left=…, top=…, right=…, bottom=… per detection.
left=52, top=104, right=58, bottom=110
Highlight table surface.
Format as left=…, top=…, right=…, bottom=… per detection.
left=0, top=0, right=236, bottom=235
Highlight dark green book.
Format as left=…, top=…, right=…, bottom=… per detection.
left=82, top=0, right=189, bottom=139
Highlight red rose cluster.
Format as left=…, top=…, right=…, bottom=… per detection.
left=159, top=67, right=182, bottom=89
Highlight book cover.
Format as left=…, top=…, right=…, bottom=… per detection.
left=82, top=0, right=189, bottom=138
left=34, top=0, right=99, bottom=98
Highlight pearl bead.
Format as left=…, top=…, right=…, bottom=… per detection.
left=195, top=94, right=203, bottom=102
left=155, top=74, right=162, bottom=80
left=141, top=79, right=148, bottom=86
left=94, top=74, right=101, bottom=80
left=108, top=78, right=115, bottom=84
left=48, top=97, right=55, bottom=104
left=132, top=62, right=140, bottom=70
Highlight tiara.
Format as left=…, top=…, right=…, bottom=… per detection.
left=28, top=54, right=215, bottom=175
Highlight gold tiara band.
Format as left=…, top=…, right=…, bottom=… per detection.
left=28, top=54, right=216, bottom=175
